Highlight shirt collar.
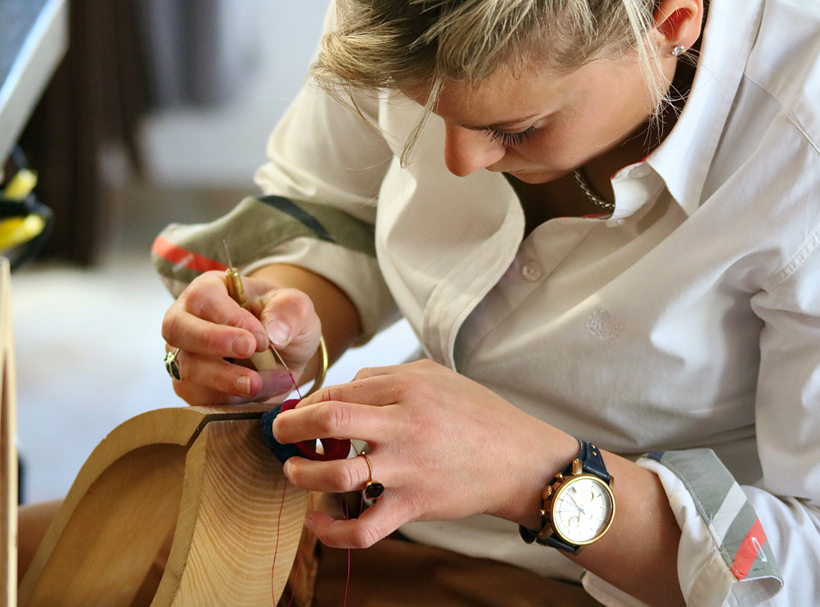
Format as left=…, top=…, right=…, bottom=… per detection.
left=647, top=0, right=765, bottom=217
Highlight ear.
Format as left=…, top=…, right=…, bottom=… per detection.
left=651, top=0, right=704, bottom=53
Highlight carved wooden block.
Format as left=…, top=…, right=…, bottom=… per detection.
left=18, top=405, right=308, bottom=607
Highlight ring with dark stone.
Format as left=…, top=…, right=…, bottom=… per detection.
left=164, top=349, right=182, bottom=381
left=364, top=481, right=385, bottom=500
left=359, top=452, right=384, bottom=500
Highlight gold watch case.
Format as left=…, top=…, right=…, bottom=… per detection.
left=537, top=458, right=616, bottom=551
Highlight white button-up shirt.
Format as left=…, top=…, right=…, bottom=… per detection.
left=157, top=0, right=820, bottom=604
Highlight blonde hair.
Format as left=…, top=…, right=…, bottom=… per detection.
left=312, top=0, right=668, bottom=159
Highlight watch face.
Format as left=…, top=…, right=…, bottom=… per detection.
left=551, top=475, right=615, bottom=545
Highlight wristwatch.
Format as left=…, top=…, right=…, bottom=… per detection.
left=519, top=439, right=615, bottom=554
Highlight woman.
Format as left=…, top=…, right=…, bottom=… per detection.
left=155, top=0, right=820, bottom=604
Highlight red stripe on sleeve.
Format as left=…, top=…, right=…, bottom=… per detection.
left=730, top=519, right=767, bottom=580
left=152, top=235, right=228, bottom=273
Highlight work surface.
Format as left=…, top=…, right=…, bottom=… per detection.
left=0, top=0, right=67, bottom=165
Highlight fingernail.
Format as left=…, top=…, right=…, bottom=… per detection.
left=235, top=376, right=251, bottom=396
left=266, top=320, right=290, bottom=347
left=303, top=517, right=315, bottom=532
left=232, top=335, right=254, bottom=357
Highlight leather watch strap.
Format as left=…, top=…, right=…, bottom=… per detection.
left=518, top=438, right=610, bottom=553
left=576, top=440, right=610, bottom=483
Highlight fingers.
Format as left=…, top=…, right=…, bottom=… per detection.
left=304, top=498, right=415, bottom=549
left=298, top=374, right=404, bottom=409
left=162, top=272, right=269, bottom=357
left=258, top=288, right=316, bottom=347
left=352, top=359, right=446, bottom=382
left=164, top=345, right=260, bottom=399
left=168, top=371, right=248, bottom=406
left=273, top=400, right=389, bottom=445
left=284, top=452, right=375, bottom=493
left=165, top=346, right=299, bottom=403
left=163, top=311, right=259, bottom=359
left=160, top=273, right=318, bottom=406
left=274, top=364, right=444, bottom=445
left=290, top=449, right=414, bottom=549
left=258, top=288, right=322, bottom=363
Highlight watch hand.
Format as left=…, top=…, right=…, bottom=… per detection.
left=568, top=494, right=586, bottom=514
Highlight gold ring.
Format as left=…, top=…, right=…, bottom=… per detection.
left=359, top=452, right=384, bottom=500
left=164, top=349, right=182, bottom=381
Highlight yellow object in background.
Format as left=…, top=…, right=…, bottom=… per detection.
left=0, top=147, right=53, bottom=271
left=0, top=168, right=43, bottom=250
left=2, top=169, right=37, bottom=201
left=0, top=216, right=47, bottom=250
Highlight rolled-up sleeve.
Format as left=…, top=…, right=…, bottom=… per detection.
left=153, top=1, right=400, bottom=342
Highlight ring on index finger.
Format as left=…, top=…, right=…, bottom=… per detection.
left=164, top=348, right=182, bottom=381
left=359, top=452, right=385, bottom=500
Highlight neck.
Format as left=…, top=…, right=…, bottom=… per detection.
left=581, top=45, right=701, bottom=203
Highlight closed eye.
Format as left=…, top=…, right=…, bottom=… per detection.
left=487, top=126, right=539, bottom=147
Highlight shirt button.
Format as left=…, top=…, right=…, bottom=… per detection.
left=521, top=260, right=543, bottom=282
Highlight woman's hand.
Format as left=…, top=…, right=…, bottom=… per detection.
left=272, top=359, right=579, bottom=548
left=161, top=270, right=322, bottom=406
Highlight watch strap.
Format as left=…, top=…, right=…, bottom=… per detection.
left=577, top=440, right=610, bottom=483
left=518, top=438, right=610, bottom=553
left=518, top=522, right=583, bottom=554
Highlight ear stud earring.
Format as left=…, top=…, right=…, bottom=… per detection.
left=672, top=45, right=687, bottom=57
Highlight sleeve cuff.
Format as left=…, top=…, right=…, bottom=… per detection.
left=580, top=450, right=783, bottom=607
left=636, top=451, right=783, bottom=607
left=151, top=195, right=400, bottom=344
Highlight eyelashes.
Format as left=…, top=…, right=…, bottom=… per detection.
left=487, top=126, right=539, bottom=147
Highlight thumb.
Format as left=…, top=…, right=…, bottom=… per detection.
left=259, top=288, right=322, bottom=366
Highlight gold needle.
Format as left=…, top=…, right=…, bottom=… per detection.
left=221, top=240, right=291, bottom=374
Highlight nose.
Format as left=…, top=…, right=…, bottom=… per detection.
left=443, top=122, right=506, bottom=177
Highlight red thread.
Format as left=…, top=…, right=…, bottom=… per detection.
left=291, top=373, right=302, bottom=400
left=272, top=369, right=356, bottom=606
left=345, top=549, right=351, bottom=607
left=340, top=495, right=352, bottom=607
left=286, top=555, right=304, bottom=607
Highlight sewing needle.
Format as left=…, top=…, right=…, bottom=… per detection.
left=222, top=239, right=293, bottom=378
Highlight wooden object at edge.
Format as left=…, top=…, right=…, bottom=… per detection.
left=18, top=404, right=309, bottom=607
left=1, top=258, right=18, bottom=606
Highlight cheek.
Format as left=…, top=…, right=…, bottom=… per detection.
left=518, top=126, right=586, bottom=170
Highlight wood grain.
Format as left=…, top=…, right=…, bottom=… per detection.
left=0, top=258, right=17, bottom=607
left=158, top=420, right=308, bottom=607
left=19, top=405, right=308, bottom=607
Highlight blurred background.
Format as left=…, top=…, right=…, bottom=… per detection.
left=6, top=0, right=417, bottom=504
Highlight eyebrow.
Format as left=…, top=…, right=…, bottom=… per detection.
left=458, top=111, right=542, bottom=131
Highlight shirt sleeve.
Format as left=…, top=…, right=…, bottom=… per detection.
left=581, top=450, right=785, bottom=607
left=152, top=0, right=400, bottom=342
left=584, top=233, right=820, bottom=607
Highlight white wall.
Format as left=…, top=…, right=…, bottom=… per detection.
left=140, top=0, right=331, bottom=186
